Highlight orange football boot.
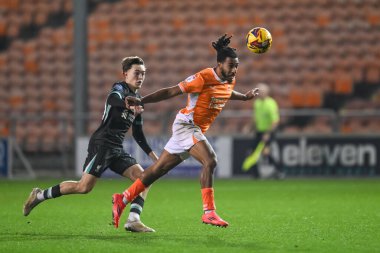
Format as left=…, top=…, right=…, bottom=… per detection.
left=112, top=193, right=126, bottom=228
left=202, top=211, right=229, bottom=227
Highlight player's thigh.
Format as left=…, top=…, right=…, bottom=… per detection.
left=82, top=144, right=111, bottom=178
left=154, top=150, right=183, bottom=172
left=140, top=150, right=183, bottom=185
left=188, top=140, right=217, bottom=165
left=109, top=152, right=138, bottom=177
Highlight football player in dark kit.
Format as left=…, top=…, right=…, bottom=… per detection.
left=23, top=56, right=158, bottom=232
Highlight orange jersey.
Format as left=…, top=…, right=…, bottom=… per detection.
left=177, top=68, right=235, bottom=133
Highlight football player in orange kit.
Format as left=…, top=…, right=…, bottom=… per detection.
left=112, top=34, right=259, bottom=228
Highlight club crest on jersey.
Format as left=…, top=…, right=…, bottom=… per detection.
left=114, top=84, right=123, bottom=91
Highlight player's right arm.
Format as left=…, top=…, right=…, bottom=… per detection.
left=141, top=73, right=204, bottom=104
left=141, top=85, right=182, bottom=104
left=107, top=84, right=127, bottom=108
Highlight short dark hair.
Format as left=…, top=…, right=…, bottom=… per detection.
left=121, top=56, right=144, bottom=72
left=212, top=34, right=237, bottom=63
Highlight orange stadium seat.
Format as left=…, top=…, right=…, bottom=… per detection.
left=1, top=0, right=380, bottom=141
left=333, top=72, right=353, bottom=95
left=24, top=122, right=42, bottom=152
left=289, top=86, right=305, bottom=107
left=305, top=89, right=323, bottom=108
left=0, top=120, right=10, bottom=137
left=14, top=121, right=26, bottom=143
left=367, top=12, right=380, bottom=26
left=0, top=18, right=7, bottom=36
left=0, top=0, right=19, bottom=10
left=25, top=98, right=41, bottom=115
left=366, top=67, right=380, bottom=84
left=0, top=53, right=6, bottom=69
left=40, top=120, right=60, bottom=152
left=24, top=59, right=38, bottom=73
left=56, top=98, right=73, bottom=114
left=282, top=125, right=302, bottom=134
left=368, top=118, right=380, bottom=132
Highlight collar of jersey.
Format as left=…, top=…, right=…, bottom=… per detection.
left=211, top=68, right=229, bottom=84
left=120, top=81, right=137, bottom=94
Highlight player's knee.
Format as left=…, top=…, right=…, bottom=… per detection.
left=204, top=157, right=217, bottom=171
left=129, top=169, right=143, bottom=181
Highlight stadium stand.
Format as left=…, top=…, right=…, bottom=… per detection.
left=0, top=0, right=379, bottom=153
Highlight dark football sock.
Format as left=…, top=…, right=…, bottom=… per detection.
left=42, top=184, right=62, bottom=199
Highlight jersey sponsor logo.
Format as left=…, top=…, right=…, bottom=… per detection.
left=121, top=109, right=135, bottom=121
left=209, top=97, right=227, bottom=109
left=185, top=74, right=196, bottom=83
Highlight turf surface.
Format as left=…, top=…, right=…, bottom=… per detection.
left=1, top=179, right=379, bottom=253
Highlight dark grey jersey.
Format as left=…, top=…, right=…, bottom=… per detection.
left=90, top=82, right=143, bottom=148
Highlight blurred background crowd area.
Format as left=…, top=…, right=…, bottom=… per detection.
left=0, top=0, right=380, bottom=154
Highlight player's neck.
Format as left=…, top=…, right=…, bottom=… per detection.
left=213, top=67, right=227, bottom=82
left=124, top=81, right=138, bottom=93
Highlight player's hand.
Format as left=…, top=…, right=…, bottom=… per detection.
left=129, top=105, right=144, bottom=116
left=262, top=133, right=270, bottom=143
left=149, top=151, right=159, bottom=162
left=262, top=146, right=270, bottom=156
left=245, top=88, right=260, bottom=100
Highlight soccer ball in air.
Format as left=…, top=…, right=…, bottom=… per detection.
left=246, top=27, right=272, bottom=54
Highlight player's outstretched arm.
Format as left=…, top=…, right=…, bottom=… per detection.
left=230, top=88, right=259, bottom=101
left=125, top=96, right=142, bottom=106
left=142, top=85, right=183, bottom=104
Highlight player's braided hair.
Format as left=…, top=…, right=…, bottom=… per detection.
left=212, top=34, right=237, bottom=63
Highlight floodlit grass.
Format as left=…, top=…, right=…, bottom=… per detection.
left=1, top=178, right=380, bottom=253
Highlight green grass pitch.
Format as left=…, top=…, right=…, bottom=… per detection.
left=1, top=178, right=380, bottom=253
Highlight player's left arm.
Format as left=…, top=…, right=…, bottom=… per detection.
left=132, top=115, right=158, bottom=162
left=230, top=88, right=259, bottom=101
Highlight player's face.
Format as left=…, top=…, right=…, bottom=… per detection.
left=220, top=57, right=239, bottom=82
left=123, top=64, right=146, bottom=91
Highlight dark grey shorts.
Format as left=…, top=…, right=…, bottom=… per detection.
left=82, top=145, right=137, bottom=177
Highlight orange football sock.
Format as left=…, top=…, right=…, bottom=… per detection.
left=123, top=179, right=146, bottom=203
left=201, top=187, right=216, bottom=211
